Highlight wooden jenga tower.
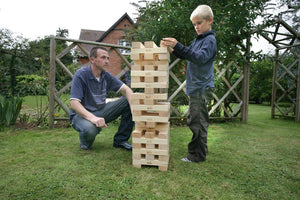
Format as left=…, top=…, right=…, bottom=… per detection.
left=130, top=41, right=170, bottom=171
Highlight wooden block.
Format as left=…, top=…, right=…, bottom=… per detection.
left=144, top=41, right=157, bottom=48
left=146, top=143, right=155, bottom=149
left=131, top=82, right=168, bottom=89
left=144, top=99, right=156, bottom=105
left=159, top=110, right=170, bottom=117
left=158, top=53, right=170, bottom=61
left=159, top=144, right=169, bottom=150
left=146, top=154, right=155, bottom=160
left=131, top=64, right=144, bottom=71
left=145, top=131, right=155, bottom=138
left=135, top=121, right=146, bottom=128
left=158, top=76, right=168, bottom=82
left=130, top=98, right=142, bottom=105
left=133, top=148, right=169, bottom=156
left=132, top=128, right=169, bottom=140
left=132, top=159, right=168, bottom=167
left=146, top=122, right=156, bottom=128
left=144, top=76, right=154, bottom=83
left=145, top=65, right=158, bottom=71
left=159, top=166, right=168, bottom=171
left=132, top=103, right=170, bottom=112
left=131, top=93, right=168, bottom=101
left=160, top=40, right=166, bottom=47
left=156, top=131, right=169, bottom=139
left=132, top=143, right=142, bottom=148
left=158, top=64, right=168, bottom=71
left=159, top=155, right=169, bottom=162
left=130, top=53, right=140, bottom=61
left=132, top=130, right=141, bottom=138
left=144, top=88, right=157, bottom=94
left=130, top=76, right=140, bottom=83
left=144, top=53, right=154, bottom=60
left=134, top=122, right=169, bottom=132
left=131, top=70, right=168, bottom=77
left=133, top=137, right=168, bottom=145
left=132, top=42, right=145, bottom=49
left=133, top=164, right=142, bottom=169
left=134, top=60, right=169, bottom=67
left=133, top=115, right=169, bottom=123
left=131, top=47, right=169, bottom=55
left=132, top=110, right=142, bottom=116
left=132, top=153, right=141, bottom=160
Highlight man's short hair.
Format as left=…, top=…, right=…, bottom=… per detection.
left=190, top=5, right=214, bottom=21
left=90, top=46, right=108, bottom=58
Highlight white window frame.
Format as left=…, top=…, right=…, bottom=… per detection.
left=118, top=39, right=131, bottom=55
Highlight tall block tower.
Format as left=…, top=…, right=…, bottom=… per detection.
left=130, top=41, right=170, bottom=171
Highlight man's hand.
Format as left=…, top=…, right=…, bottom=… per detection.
left=90, top=116, right=108, bottom=128
left=70, top=99, right=108, bottom=128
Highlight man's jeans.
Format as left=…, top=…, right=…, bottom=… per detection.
left=187, top=88, right=214, bottom=162
left=72, top=98, right=134, bottom=149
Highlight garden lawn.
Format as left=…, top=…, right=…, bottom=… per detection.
left=0, top=104, right=299, bottom=199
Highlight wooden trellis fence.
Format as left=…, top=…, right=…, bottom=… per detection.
left=49, top=18, right=299, bottom=128
left=257, top=18, right=300, bottom=121
left=49, top=37, right=250, bottom=128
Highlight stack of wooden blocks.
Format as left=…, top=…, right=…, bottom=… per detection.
left=130, top=41, right=170, bottom=171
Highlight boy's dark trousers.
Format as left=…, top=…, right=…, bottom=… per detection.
left=186, top=88, right=214, bottom=162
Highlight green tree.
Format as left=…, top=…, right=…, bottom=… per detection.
left=249, top=56, right=273, bottom=104
left=0, top=28, right=74, bottom=97
left=130, top=0, right=268, bottom=61
left=0, top=29, right=30, bottom=96
left=129, top=0, right=269, bottom=111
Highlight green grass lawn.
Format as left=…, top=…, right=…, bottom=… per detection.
left=0, top=104, right=299, bottom=199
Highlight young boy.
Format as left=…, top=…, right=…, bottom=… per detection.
left=161, top=5, right=217, bottom=162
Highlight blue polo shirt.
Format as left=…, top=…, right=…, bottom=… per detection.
left=173, top=30, right=217, bottom=97
left=69, top=65, right=124, bottom=123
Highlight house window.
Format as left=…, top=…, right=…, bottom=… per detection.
left=118, top=39, right=131, bottom=55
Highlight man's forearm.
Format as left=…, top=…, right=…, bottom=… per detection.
left=70, top=100, right=95, bottom=121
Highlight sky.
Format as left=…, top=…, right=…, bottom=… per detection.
left=0, top=0, right=282, bottom=53
left=0, top=0, right=141, bottom=40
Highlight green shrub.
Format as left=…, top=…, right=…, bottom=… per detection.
left=0, top=95, right=23, bottom=129
left=15, top=75, right=48, bottom=96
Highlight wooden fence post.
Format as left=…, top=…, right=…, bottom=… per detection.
left=296, top=53, right=300, bottom=122
left=242, top=63, right=249, bottom=123
left=271, top=49, right=279, bottom=119
left=241, top=37, right=250, bottom=123
left=49, top=37, right=56, bottom=128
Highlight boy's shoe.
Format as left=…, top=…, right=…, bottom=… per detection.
left=181, top=157, right=193, bottom=162
left=80, top=145, right=91, bottom=150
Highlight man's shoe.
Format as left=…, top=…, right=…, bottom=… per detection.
left=113, top=141, right=132, bottom=150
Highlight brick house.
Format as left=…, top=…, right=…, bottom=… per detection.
left=77, top=13, right=134, bottom=76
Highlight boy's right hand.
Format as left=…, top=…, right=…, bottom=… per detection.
left=161, top=37, right=178, bottom=48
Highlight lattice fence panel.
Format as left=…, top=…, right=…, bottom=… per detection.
left=167, top=60, right=245, bottom=120
left=273, top=47, right=300, bottom=118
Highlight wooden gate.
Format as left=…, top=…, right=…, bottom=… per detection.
left=258, top=18, right=300, bottom=121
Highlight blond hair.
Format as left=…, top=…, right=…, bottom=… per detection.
left=190, top=5, right=214, bottom=21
